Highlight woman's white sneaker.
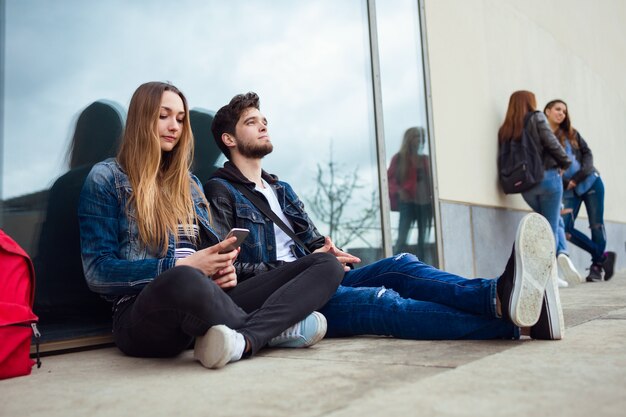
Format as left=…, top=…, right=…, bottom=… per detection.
left=194, top=325, right=245, bottom=369
left=557, top=253, right=582, bottom=284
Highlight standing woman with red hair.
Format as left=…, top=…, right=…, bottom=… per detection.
left=498, top=91, right=578, bottom=281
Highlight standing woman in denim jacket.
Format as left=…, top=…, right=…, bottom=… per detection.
left=498, top=91, right=574, bottom=268
left=544, top=99, right=617, bottom=282
left=78, top=82, right=343, bottom=369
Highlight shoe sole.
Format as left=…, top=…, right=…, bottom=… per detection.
left=194, top=325, right=234, bottom=369
left=558, top=255, right=583, bottom=285
left=544, top=261, right=565, bottom=339
left=511, top=213, right=555, bottom=328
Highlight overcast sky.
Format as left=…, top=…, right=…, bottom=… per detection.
left=2, top=0, right=429, bottom=245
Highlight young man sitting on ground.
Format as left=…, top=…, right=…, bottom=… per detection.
left=203, top=92, right=565, bottom=344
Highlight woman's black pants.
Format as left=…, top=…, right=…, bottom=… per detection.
left=112, top=252, right=343, bottom=357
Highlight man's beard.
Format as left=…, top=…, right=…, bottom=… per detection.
left=236, top=140, right=273, bottom=159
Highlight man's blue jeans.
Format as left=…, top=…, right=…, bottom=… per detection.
left=562, top=177, right=606, bottom=263
left=522, top=168, right=563, bottom=252
left=319, top=253, right=518, bottom=340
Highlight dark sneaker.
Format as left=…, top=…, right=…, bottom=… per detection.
left=602, top=251, right=617, bottom=281
left=497, top=213, right=555, bottom=328
left=586, top=264, right=604, bottom=282
left=531, top=260, right=564, bottom=340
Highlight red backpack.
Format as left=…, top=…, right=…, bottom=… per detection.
left=0, top=229, right=41, bottom=379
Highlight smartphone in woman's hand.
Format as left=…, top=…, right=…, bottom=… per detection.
left=219, top=228, right=250, bottom=253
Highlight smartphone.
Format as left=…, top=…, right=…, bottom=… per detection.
left=219, top=228, right=250, bottom=254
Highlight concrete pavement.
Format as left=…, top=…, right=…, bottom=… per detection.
left=1, top=271, right=625, bottom=417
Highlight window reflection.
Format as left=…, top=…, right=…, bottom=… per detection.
left=2, top=0, right=384, bottom=342
left=387, top=127, right=433, bottom=259
left=376, top=0, right=437, bottom=265
left=33, top=101, right=124, bottom=332
left=2, top=0, right=435, bottom=344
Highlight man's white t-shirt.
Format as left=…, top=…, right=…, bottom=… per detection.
left=255, top=179, right=298, bottom=262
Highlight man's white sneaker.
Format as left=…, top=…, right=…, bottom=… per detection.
left=496, top=213, right=555, bottom=328
left=531, top=258, right=565, bottom=340
left=268, top=312, right=327, bottom=348
left=557, top=253, right=583, bottom=285
left=194, top=325, right=245, bottom=369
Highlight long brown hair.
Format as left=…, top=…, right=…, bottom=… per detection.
left=117, top=81, right=200, bottom=254
left=544, top=99, right=579, bottom=149
left=498, top=90, right=537, bottom=143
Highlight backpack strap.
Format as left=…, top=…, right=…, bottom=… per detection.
left=229, top=182, right=312, bottom=255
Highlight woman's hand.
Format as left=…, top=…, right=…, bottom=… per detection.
left=313, top=236, right=361, bottom=271
left=566, top=180, right=577, bottom=190
left=211, top=264, right=238, bottom=289
left=176, top=236, right=239, bottom=277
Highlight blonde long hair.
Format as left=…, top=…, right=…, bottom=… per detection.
left=117, top=82, right=199, bottom=254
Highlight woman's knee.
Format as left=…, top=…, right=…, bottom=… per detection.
left=151, top=265, right=221, bottom=309
left=309, top=252, right=345, bottom=285
left=590, top=223, right=605, bottom=233
left=562, top=212, right=576, bottom=233
left=310, top=251, right=340, bottom=267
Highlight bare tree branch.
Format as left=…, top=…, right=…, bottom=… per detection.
left=305, top=145, right=380, bottom=248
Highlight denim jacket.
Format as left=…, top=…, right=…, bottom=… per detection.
left=204, top=162, right=325, bottom=281
left=562, top=132, right=598, bottom=186
left=78, top=158, right=220, bottom=300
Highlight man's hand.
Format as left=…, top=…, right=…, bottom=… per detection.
left=314, top=236, right=361, bottom=271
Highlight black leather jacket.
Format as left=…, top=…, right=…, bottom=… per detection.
left=526, top=111, right=571, bottom=171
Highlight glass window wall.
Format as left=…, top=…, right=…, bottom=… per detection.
left=1, top=0, right=435, bottom=344
left=376, top=0, right=437, bottom=266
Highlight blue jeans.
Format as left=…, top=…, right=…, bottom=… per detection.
left=319, top=253, right=518, bottom=340
left=395, top=202, right=433, bottom=257
left=562, top=177, right=606, bottom=263
left=557, top=216, right=568, bottom=256
left=522, top=168, right=563, bottom=252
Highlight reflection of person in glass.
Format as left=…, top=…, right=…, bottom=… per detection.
left=34, top=100, right=124, bottom=321
left=388, top=127, right=432, bottom=258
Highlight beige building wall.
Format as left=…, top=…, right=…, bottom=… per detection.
left=423, top=0, right=626, bottom=223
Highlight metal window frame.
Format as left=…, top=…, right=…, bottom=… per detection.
left=366, top=0, right=392, bottom=257
left=417, top=0, right=443, bottom=268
